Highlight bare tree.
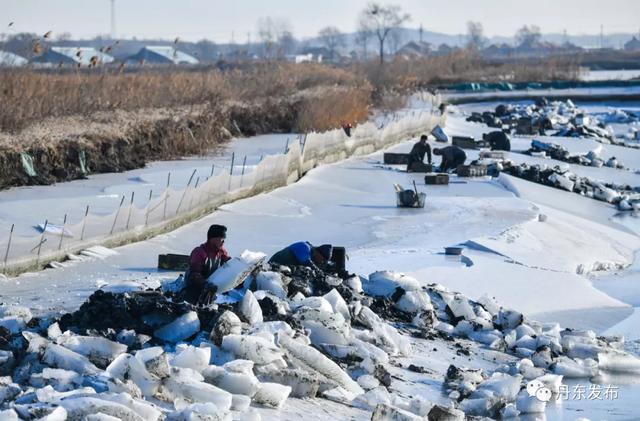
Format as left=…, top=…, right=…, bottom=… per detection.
left=466, top=21, right=485, bottom=50
left=256, top=16, right=293, bottom=59
left=278, top=30, right=297, bottom=57
left=318, top=26, right=344, bottom=61
left=389, top=29, right=404, bottom=55
left=355, top=28, right=372, bottom=61
left=195, top=39, right=217, bottom=62
left=515, top=25, right=542, bottom=47
left=358, top=2, right=410, bottom=64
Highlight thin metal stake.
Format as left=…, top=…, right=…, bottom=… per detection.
left=144, top=189, right=153, bottom=226
left=57, top=214, right=67, bottom=251
left=210, top=163, right=215, bottom=177
left=176, top=169, right=197, bottom=215
left=240, top=155, right=247, bottom=187
left=3, top=224, right=14, bottom=273
left=110, top=195, right=126, bottom=235
left=80, top=205, right=89, bottom=241
left=36, top=219, right=48, bottom=265
left=163, top=172, right=171, bottom=220
left=228, top=152, right=235, bottom=191
left=125, top=191, right=135, bottom=230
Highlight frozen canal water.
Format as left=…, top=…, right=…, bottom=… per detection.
left=0, top=133, right=294, bottom=237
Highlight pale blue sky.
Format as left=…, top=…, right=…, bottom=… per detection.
left=2, top=0, right=640, bottom=41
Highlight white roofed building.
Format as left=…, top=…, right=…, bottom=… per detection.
left=0, top=51, right=28, bottom=67
left=32, top=47, right=114, bottom=67
left=126, top=46, right=199, bottom=65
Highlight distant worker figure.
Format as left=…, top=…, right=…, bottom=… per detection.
left=184, top=224, right=231, bottom=303
left=406, top=135, right=432, bottom=172
left=342, top=122, right=353, bottom=137
left=434, top=146, right=467, bottom=172
left=483, top=131, right=511, bottom=151
left=269, top=242, right=333, bottom=269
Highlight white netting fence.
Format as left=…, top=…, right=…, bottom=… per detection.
left=1, top=93, right=443, bottom=274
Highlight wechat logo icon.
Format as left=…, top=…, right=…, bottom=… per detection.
left=527, top=379, right=552, bottom=402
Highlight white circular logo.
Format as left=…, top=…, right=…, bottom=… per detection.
left=527, top=380, right=552, bottom=402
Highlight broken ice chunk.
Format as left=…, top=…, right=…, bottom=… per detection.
left=56, top=332, right=128, bottom=367
left=278, top=333, right=363, bottom=396
left=252, top=382, right=292, bottom=409
left=239, top=291, right=263, bottom=325
left=154, top=311, right=200, bottom=343
left=364, top=271, right=420, bottom=297
left=42, top=343, right=100, bottom=375
left=221, top=334, right=283, bottom=365
left=256, top=271, right=286, bottom=299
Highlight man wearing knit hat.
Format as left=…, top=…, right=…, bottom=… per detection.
left=269, top=241, right=333, bottom=269
left=185, top=224, right=231, bottom=303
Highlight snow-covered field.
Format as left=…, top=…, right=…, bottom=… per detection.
left=1, top=96, right=640, bottom=420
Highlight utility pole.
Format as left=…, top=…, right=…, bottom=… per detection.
left=110, top=0, right=116, bottom=39
left=600, top=24, right=604, bottom=49
left=419, top=24, right=423, bottom=43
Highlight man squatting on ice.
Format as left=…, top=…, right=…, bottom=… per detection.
left=184, top=224, right=230, bottom=304
left=434, top=145, right=467, bottom=173
left=406, top=135, right=432, bottom=173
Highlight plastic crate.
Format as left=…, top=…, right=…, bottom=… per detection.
left=424, top=173, right=450, bottom=185
left=479, top=150, right=506, bottom=160
left=456, top=165, right=487, bottom=177
left=452, top=136, right=477, bottom=149
left=407, top=162, right=433, bottom=173
left=383, top=153, right=410, bottom=165
left=158, top=253, right=190, bottom=270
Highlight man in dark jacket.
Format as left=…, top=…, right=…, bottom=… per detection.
left=483, top=131, right=511, bottom=151
left=184, top=224, right=231, bottom=303
left=434, top=146, right=467, bottom=172
left=269, top=242, right=332, bottom=269
left=406, top=135, right=432, bottom=172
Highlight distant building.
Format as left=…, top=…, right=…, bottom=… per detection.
left=433, top=44, right=456, bottom=57
left=291, top=53, right=321, bottom=64
left=32, top=47, right=114, bottom=67
left=0, top=51, right=27, bottom=67
left=482, top=41, right=582, bottom=59
left=297, top=46, right=348, bottom=64
left=396, top=41, right=433, bottom=58
left=624, top=36, right=640, bottom=51
left=482, top=43, right=513, bottom=59
left=126, top=46, right=199, bottom=65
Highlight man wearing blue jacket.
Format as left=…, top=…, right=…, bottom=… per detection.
left=269, top=242, right=333, bottom=269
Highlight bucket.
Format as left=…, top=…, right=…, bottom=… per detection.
left=444, top=246, right=463, bottom=256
